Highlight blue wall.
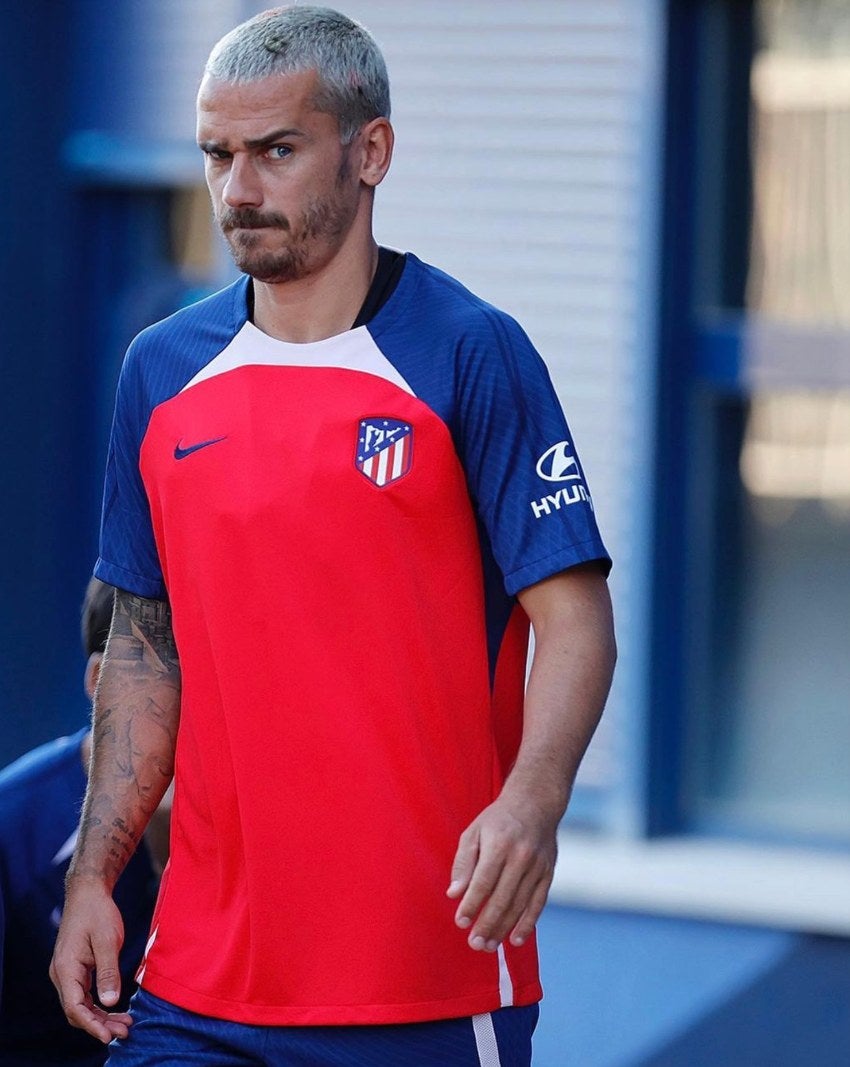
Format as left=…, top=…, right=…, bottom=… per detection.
left=0, top=3, right=95, bottom=759
left=0, top=3, right=195, bottom=766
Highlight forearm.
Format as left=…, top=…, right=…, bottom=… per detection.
left=506, top=565, right=616, bottom=815
left=69, top=590, right=181, bottom=893
left=449, top=565, right=615, bottom=948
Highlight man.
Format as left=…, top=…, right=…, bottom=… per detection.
left=51, top=7, right=616, bottom=1065
left=0, top=579, right=168, bottom=1065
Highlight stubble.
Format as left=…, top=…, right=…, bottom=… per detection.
left=217, top=155, right=354, bottom=284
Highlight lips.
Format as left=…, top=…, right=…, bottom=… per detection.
left=226, top=223, right=279, bottom=231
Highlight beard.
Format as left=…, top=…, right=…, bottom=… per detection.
left=217, top=163, right=354, bottom=284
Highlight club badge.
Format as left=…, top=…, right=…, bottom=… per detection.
left=356, top=417, right=413, bottom=487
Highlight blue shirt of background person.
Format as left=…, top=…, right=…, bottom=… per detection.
left=0, top=579, right=171, bottom=1066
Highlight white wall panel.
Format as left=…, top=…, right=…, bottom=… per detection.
left=241, top=0, right=666, bottom=833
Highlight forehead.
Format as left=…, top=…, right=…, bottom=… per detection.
left=196, top=69, right=329, bottom=140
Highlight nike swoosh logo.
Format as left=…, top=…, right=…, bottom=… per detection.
left=174, top=436, right=227, bottom=460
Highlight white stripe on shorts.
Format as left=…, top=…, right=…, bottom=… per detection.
left=472, top=1012, right=503, bottom=1067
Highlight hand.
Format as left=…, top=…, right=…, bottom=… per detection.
left=446, top=794, right=558, bottom=952
left=49, top=881, right=133, bottom=1044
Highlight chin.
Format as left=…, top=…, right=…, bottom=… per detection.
left=241, top=258, right=308, bottom=284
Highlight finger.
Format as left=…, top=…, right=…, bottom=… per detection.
left=454, top=850, right=506, bottom=931
left=99, top=1008, right=134, bottom=1041
left=84, top=1012, right=131, bottom=1044
left=447, top=826, right=481, bottom=901
left=469, top=863, right=541, bottom=950
left=509, top=877, right=552, bottom=947
left=86, top=1002, right=132, bottom=1041
left=49, top=954, right=101, bottom=1034
left=92, top=932, right=122, bottom=1008
left=62, top=983, right=121, bottom=1044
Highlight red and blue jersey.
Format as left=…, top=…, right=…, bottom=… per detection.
left=95, top=253, right=610, bottom=1025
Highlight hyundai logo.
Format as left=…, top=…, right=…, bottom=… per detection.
left=535, top=441, right=581, bottom=482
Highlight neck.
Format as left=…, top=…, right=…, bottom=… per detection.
left=252, top=224, right=379, bottom=344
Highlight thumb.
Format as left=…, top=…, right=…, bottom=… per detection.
left=92, top=933, right=122, bottom=1008
left=447, top=825, right=480, bottom=899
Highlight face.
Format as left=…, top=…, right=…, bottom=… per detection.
left=197, top=70, right=362, bottom=284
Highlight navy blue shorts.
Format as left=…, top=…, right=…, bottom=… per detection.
left=106, top=989, right=539, bottom=1066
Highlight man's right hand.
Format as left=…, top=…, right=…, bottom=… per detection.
left=49, top=881, right=133, bottom=1044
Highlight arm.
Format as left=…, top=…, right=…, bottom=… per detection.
left=447, top=562, right=616, bottom=951
left=50, top=590, right=180, bottom=1043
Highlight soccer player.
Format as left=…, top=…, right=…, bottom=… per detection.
left=50, top=7, right=616, bottom=1065
left=0, top=579, right=169, bottom=1066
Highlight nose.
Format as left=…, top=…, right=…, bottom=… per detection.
left=221, top=154, right=262, bottom=208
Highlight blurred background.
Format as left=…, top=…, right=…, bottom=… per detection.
left=1, top=0, right=848, bottom=1063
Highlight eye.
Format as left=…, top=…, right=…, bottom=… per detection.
left=265, top=145, right=292, bottom=160
left=202, top=148, right=231, bottom=162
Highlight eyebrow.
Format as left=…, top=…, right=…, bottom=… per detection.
left=198, top=128, right=306, bottom=152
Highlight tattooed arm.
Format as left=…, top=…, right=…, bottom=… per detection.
left=76, top=590, right=179, bottom=882
left=50, top=590, right=180, bottom=1044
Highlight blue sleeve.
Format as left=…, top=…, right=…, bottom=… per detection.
left=95, top=338, right=166, bottom=599
left=456, top=309, right=610, bottom=596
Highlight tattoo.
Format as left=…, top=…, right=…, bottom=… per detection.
left=110, top=590, right=180, bottom=672
left=113, top=815, right=141, bottom=845
left=108, top=815, right=142, bottom=866
left=71, top=591, right=181, bottom=888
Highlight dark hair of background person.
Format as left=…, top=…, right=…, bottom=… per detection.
left=80, top=578, right=115, bottom=659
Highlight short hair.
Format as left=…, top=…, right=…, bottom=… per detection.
left=80, top=578, right=115, bottom=658
left=204, top=5, right=391, bottom=145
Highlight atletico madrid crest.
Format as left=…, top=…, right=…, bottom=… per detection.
left=356, top=417, right=413, bottom=487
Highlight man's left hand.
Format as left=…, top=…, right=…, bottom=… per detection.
left=446, top=794, right=558, bottom=951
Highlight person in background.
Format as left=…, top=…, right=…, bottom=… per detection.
left=0, top=578, right=170, bottom=1066
left=51, top=7, right=616, bottom=1065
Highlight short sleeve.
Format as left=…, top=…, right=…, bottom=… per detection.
left=94, top=339, right=166, bottom=599
left=456, top=310, right=610, bottom=596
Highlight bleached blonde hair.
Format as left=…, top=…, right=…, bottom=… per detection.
left=205, top=5, right=391, bottom=144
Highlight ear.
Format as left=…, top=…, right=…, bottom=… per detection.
left=84, top=652, right=103, bottom=701
left=358, top=117, right=394, bottom=189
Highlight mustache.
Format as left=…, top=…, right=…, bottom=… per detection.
left=218, top=207, right=291, bottom=231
